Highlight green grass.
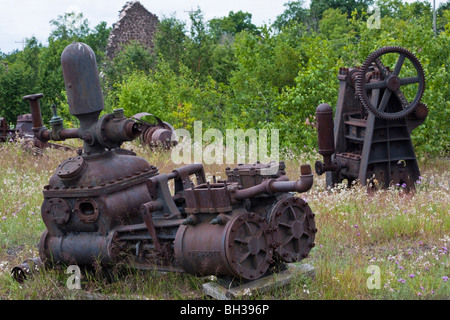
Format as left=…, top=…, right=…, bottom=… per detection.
left=0, top=139, right=448, bottom=300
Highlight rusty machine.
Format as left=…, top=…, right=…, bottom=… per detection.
left=1, top=114, right=33, bottom=142
left=315, top=46, right=427, bottom=190
left=12, top=42, right=316, bottom=282
left=0, top=116, right=16, bottom=142
left=0, top=111, right=73, bottom=152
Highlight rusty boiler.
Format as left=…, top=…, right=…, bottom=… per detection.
left=12, top=42, right=317, bottom=282
left=315, top=46, right=427, bottom=190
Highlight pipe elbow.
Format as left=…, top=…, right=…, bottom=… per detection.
left=294, top=173, right=314, bottom=193
left=295, top=164, right=314, bottom=193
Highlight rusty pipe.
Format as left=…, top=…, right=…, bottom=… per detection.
left=101, top=117, right=141, bottom=144
left=234, top=164, right=313, bottom=200
left=58, top=128, right=80, bottom=140
left=11, top=257, right=43, bottom=283
left=23, top=93, right=44, bottom=129
left=22, top=94, right=80, bottom=142
left=23, top=93, right=52, bottom=142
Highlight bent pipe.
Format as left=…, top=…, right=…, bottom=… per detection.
left=233, top=164, right=313, bottom=200
left=11, top=257, right=43, bottom=283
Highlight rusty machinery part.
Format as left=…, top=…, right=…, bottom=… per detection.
left=0, top=117, right=16, bottom=142
left=267, top=196, right=316, bottom=263
left=11, top=257, right=44, bottom=283
left=315, top=103, right=337, bottom=176
left=174, top=211, right=274, bottom=280
left=15, top=114, right=33, bottom=137
left=223, top=212, right=273, bottom=280
left=226, top=161, right=286, bottom=189
left=132, top=112, right=177, bottom=148
left=356, top=46, right=425, bottom=120
left=412, top=102, right=429, bottom=120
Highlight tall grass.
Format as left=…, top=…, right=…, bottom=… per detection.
left=0, top=139, right=448, bottom=299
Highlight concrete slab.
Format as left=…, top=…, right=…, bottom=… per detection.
left=203, top=263, right=316, bottom=300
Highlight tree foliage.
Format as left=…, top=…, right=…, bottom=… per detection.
left=1, top=2, right=448, bottom=157
left=0, top=12, right=111, bottom=124
left=209, top=10, right=259, bottom=40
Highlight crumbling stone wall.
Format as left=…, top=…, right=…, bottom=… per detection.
left=106, top=1, right=159, bottom=60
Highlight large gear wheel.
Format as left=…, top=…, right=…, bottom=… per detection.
left=356, top=46, right=425, bottom=120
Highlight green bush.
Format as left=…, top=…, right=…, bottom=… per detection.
left=1, top=4, right=448, bottom=157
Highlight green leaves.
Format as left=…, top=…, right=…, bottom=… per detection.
left=0, top=4, right=448, bottom=158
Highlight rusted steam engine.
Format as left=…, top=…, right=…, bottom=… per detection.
left=13, top=42, right=316, bottom=282
left=315, top=47, right=427, bottom=190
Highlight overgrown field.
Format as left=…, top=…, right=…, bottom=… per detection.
left=0, top=140, right=448, bottom=300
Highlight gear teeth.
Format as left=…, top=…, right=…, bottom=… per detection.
left=355, top=46, right=426, bottom=121
left=413, top=102, right=429, bottom=119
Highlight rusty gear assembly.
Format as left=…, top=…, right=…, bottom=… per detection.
left=315, top=46, right=427, bottom=190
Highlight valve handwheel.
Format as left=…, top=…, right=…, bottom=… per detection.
left=356, top=46, right=425, bottom=120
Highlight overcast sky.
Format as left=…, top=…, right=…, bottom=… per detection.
left=0, top=0, right=445, bottom=54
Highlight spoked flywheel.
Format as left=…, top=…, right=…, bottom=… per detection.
left=224, top=212, right=274, bottom=280
left=268, top=196, right=317, bottom=263
left=356, top=46, right=425, bottom=120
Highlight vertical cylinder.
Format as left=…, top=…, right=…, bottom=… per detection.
left=316, top=103, right=335, bottom=157
left=61, top=42, right=104, bottom=117
left=23, top=93, right=44, bottom=129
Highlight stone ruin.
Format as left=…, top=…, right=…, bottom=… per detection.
left=106, top=1, right=159, bottom=60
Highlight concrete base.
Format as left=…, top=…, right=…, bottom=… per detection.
left=203, top=263, right=316, bottom=300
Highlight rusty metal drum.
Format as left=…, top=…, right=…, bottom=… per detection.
left=174, top=211, right=274, bottom=280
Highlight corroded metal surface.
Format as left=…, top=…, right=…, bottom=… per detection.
left=132, top=112, right=177, bottom=148
left=12, top=42, right=316, bottom=282
left=0, top=117, right=16, bottom=142
left=315, top=46, right=426, bottom=190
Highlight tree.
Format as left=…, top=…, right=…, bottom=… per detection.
left=375, top=0, right=405, bottom=19
left=83, top=21, right=112, bottom=64
left=311, top=0, right=374, bottom=19
left=154, top=16, right=188, bottom=73
left=209, top=11, right=259, bottom=40
left=0, top=38, right=42, bottom=122
left=183, top=8, right=215, bottom=79
left=37, top=38, right=72, bottom=120
left=273, top=0, right=311, bottom=31
left=319, top=8, right=352, bottom=40
left=49, top=12, right=110, bottom=64
left=103, top=40, right=156, bottom=96
left=0, top=11, right=111, bottom=125
left=437, top=1, right=450, bottom=32
left=49, top=12, right=90, bottom=41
